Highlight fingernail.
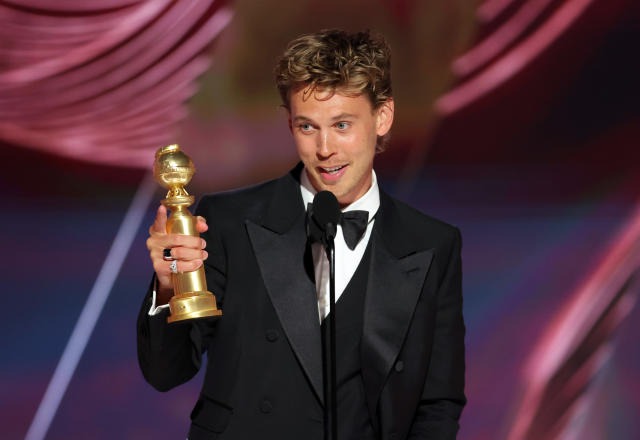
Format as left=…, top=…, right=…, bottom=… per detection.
left=203, top=251, right=209, bottom=260
left=201, top=239, right=207, bottom=249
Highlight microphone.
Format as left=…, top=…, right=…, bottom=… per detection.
left=308, top=190, right=340, bottom=248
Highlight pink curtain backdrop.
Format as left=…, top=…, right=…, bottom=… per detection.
left=0, top=0, right=232, bottom=167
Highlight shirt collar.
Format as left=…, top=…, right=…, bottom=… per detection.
left=300, top=167, right=380, bottom=221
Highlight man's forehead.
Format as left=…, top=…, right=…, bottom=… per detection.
left=289, top=97, right=373, bottom=121
left=302, top=84, right=362, bottom=99
left=289, top=87, right=373, bottom=114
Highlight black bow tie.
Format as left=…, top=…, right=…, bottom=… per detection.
left=307, top=204, right=369, bottom=250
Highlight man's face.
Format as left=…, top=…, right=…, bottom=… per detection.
left=288, top=87, right=394, bottom=207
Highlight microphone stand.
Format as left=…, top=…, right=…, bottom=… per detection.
left=309, top=191, right=340, bottom=440
left=323, top=227, right=338, bottom=440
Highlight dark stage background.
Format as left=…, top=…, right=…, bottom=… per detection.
left=2, top=1, right=639, bottom=439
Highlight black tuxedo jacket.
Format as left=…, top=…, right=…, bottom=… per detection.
left=137, top=164, right=466, bottom=439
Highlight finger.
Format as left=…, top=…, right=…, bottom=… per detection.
left=150, top=205, right=168, bottom=234
left=168, top=247, right=208, bottom=262
left=149, top=233, right=205, bottom=255
left=164, top=258, right=204, bottom=274
left=165, top=234, right=207, bottom=250
left=195, top=215, right=209, bottom=233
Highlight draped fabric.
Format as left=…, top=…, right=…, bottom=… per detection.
left=0, top=0, right=233, bottom=167
left=435, top=0, right=631, bottom=115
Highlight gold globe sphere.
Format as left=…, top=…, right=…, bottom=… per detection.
left=153, top=144, right=195, bottom=189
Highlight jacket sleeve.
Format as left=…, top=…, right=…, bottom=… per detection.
left=136, top=276, right=203, bottom=391
left=408, top=227, right=466, bottom=439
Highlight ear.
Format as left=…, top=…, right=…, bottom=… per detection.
left=375, top=99, right=394, bottom=136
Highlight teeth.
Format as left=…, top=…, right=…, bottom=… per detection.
left=322, top=165, right=344, bottom=174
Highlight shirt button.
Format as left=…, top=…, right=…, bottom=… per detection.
left=265, top=329, right=279, bottom=342
left=260, top=399, right=273, bottom=414
left=394, top=360, right=404, bottom=372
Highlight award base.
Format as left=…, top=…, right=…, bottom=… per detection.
left=167, top=292, right=222, bottom=323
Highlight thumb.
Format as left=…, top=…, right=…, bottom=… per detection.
left=151, top=205, right=168, bottom=234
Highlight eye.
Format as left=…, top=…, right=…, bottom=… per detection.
left=298, top=123, right=314, bottom=132
left=335, top=121, right=350, bottom=130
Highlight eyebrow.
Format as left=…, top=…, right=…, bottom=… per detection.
left=331, top=113, right=357, bottom=121
left=291, top=113, right=357, bottom=123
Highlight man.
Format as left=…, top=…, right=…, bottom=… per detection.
left=138, top=29, right=466, bottom=439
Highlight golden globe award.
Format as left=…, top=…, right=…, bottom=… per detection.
left=153, top=144, right=222, bottom=323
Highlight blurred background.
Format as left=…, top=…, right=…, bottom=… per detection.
left=1, top=0, right=639, bottom=439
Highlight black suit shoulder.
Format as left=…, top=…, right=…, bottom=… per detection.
left=391, top=195, right=459, bottom=232
left=196, top=178, right=278, bottom=221
left=379, top=192, right=461, bottom=255
left=195, top=164, right=303, bottom=229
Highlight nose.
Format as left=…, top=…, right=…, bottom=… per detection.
left=317, top=130, right=336, bottom=158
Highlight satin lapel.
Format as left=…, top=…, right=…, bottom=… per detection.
left=245, top=166, right=323, bottom=403
left=361, top=194, right=434, bottom=416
